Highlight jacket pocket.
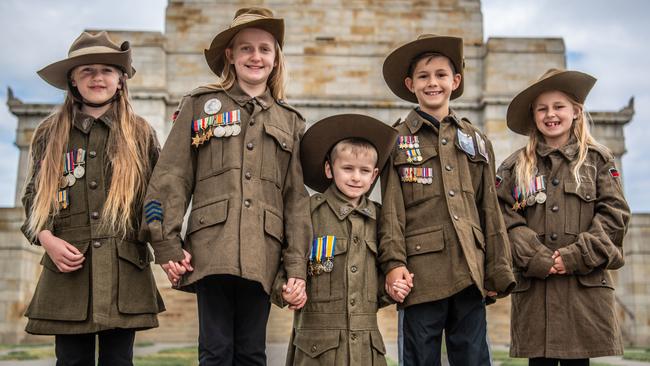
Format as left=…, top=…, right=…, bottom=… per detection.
left=264, top=208, right=285, bottom=245
left=187, top=198, right=228, bottom=235
left=261, top=121, right=294, bottom=188
left=117, top=240, right=161, bottom=314
left=577, top=269, right=614, bottom=290
left=564, top=182, right=596, bottom=235
left=371, top=330, right=387, bottom=362
left=26, top=241, right=91, bottom=321
left=472, top=224, right=486, bottom=252
left=405, top=226, right=444, bottom=256
left=309, top=238, right=348, bottom=302
left=293, top=329, right=340, bottom=363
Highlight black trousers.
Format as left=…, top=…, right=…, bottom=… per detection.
left=196, top=274, right=271, bottom=366
left=403, top=285, right=491, bottom=366
left=55, top=328, right=135, bottom=366
left=530, top=358, right=589, bottom=366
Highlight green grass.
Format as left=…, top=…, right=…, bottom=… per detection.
left=0, top=346, right=54, bottom=361
left=386, top=357, right=398, bottom=366
left=624, top=348, right=650, bottom=362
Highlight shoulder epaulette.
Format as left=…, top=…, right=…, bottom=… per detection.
left=189, top=84, right=226, bottom=97
left=498, top=149, right=523, bottom=171
left=588, top=143, right=615, bottom=162
left=275, top=99, right=305, bottom=121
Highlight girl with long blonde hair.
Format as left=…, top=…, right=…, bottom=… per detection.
left=22, top=31, right=163, bottom=365
left=497, top=69, right=630, bottom=366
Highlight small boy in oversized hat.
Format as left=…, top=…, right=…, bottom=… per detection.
left=272, top=114, right=411, bottom=365
left=141, top=7, right=312, bottom=365
left=378, top=34, right=516, bottom=365
left=24, top=31, right=163, bottom=365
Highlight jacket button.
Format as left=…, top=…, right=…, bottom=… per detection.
left=441, top=138, right=448, bottom=145
left=350, top=333, right=357, bottom=341
left=89, top=151, right=97, bottom=158
left=449, top=190, right=455, bottom=197
left=91, top=212, right=99, bottom=220
left=245, top=171, right=252, bottom=180
left=586, top=194, right=591, bottom=200
left=350, top=299, right=356, bottom=306
left=350, top=265, right=357, bottom=273
left=92, top=241, right=101, bottom=248
left=311, top=344, right=317, bottom=352
left=139, top=259, right=145, bottom=265
left=552, top=178, right=560, bottom=186
left=445, top=165, right=452, bottom=171
left=453, top=214, right=459, bottom=221
left=244, top=199, right=251, bottom=208
left=199, top=217, right=205, bottom=224
left=89, top=181, right=98, bottom=189
left=550, top=233, right=558, bottom=240
left=282, top=142, right=287, bottom=148
left=249, top=118, right=255, bottom=126
left=246, top=142, right=254, bottom=150
left=551, top=205, right=559, bottom=212
left=353, top=236, right=359, bottom=243
left=601, top=279, right=607, bottom=285
left=415, top=244, right=421, bottom=251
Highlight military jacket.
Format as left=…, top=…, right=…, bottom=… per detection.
left=379, top=109, right=515, bottom=307
left=21, top=109, right=164, bottom=335
left=273, top=186, right=388, bottom=366
left=142, top=83, right=311, bottom=294
left=497, top=139, right=630, bottom=358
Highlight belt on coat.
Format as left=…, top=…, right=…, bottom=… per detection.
left=295, top=312, right=378, bottom=331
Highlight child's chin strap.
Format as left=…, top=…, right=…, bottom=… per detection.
left=80, top=91, right=120, bottom=108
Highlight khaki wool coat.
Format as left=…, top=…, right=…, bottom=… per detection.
left=379, top=109, right=515, bottom=307
left=142, top=83, right=312, bottom=293
left=497, top=139, right=631, bottom=358
left=273, top=187, right=390, bottom=366
left=22, top=109, right=164, bottom=335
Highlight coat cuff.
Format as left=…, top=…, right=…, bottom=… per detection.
left=524, top=245, right=554, bottom=279
left=283, top=257, right=307, bottom=281
left=485, top=270, right=516, bottom=296
left=151, top=238, right=185, bottom=264
left=381, top=260, right=406, bottom=275
left=558, top=244, right=591, bottom=275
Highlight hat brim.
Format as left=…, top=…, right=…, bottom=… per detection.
left=37, top=50, right=135, bottom=90
left=300, top=114, right=398, bottom=193
left=506, top=71, right=596, bottom=135
left=204, top=19, right=284, bottom=76
left=383, top=36, right=464, bottom=103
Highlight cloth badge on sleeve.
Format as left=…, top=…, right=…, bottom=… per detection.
left=457, top=129, right=475, bottom=157
left=144, top=200, right=163, bottom=224
left=171, top=110, right=179, bottom=123
left=609, top=167, right=620, bottom=178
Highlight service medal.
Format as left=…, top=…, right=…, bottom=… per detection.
left=73, top=165, right=85, bottom=179
left=223, top=125, right=233, bottom=137
left=322, top=259, right=334, bottom=273
left=203, top=98, right=222, bottom=115
left=214, top=126, right=226, bottom=138
left=535, top=192, right=547, bottom=204
left=59, top=176, right=69, bottom=189
left=66, top=174, right=76, bottom=187
left=231, top=124, right=241, bottom=136
left=526, top=194, right=536, bottom=206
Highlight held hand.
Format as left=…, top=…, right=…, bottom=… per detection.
left=282, top=278, right=307, bottom=310
left=39, top=230, right=85, bottom=272
left=385, top=267, right=414, bottom=303
left=161, top=249, right=194, bottom=286
left=552, top=250, right=567, bottom=274
left=486, top=291, right=498, bottom=297
left=391, top=277, right=414, bottom=302
left=285, top=277, right=306, bottom=296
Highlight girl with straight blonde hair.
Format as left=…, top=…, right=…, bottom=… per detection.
left=22, top=31, right=163, bottom=366
left=496, top=69, right=630, bottom=366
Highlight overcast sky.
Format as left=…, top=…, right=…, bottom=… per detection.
left=0, top=0, right=648, bottom=212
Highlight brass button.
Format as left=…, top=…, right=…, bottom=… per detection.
left=586, top=194, right=591, bottom=200
left=445, top=165, right=452, bottom=171
left=601, top=279, right=607, bottom=285
left=316, top=196, right=321, bottom=201
left=92, top=241, right=101, bottom=248
left=350, top=299, right=356, bottom=306
left=441, top=138, right=448, bottom=145
left=199, top=217, right=205, bottom=224
left=282, top=142, right=287, bottom=148
left=551, top=205, right=559, bottom=212
left=245, top=171, right=252, bottom=180
left=311, top=344, right=317, bottom=352
left=89, top=151, right=97, bottom=158
left=552, top=178, right=560, bottom=186
left=453, top=214, right=459, bottom=221
left=91, top=211, right=99, bottom=220
left=415, top=244, right=421, bottom=251
left=353, top=236, right=359, bottom=243
left=351, top=333, right=357, bottom=341
left=350, top=265, right=357, bottom=273
left=89, top=181, right=98, bottom=189
left=249, top=118, right=255, bottom=126
left=550, top=233, right=558, bottom=240
left=246, top=142, right=254, bottom=150
left=139, top=259, right=145, bottom=265
left=244, top=199, right=251, bottom=208
left=449, top=190, right=455, bottom=197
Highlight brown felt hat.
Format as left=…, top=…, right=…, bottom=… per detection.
left=38, top=31, right=135, bottom=90
left=301, top=114, right=398, bottom=193
left=383, top=34, right=464, bottom=103
left=204, top=7, right=284, bottom=76
left=507, top=69, right=597, bottom=135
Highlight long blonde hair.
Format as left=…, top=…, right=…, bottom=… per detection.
left=25, top=78, right=154, bottom=239
left=514, top=91, right=604, bottom=191
left=211, top=30, right=287, bottom=100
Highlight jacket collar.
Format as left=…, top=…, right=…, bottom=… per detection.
left=227, top=82, right=274, bottom=111
left=323, top=185, right=376, bottom=221
left=536, top=136, right=580, bottom=161
left=405, top=107, right=462, bottom=134
left=72, top=107, right=115, bottom=134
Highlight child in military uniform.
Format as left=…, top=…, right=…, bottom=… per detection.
left=141, top=7, right=312, bottom=366
left=378, top=34, right=516, bottom=365
left=22, top=31, right=164, bottom=365
left=497, top=69, right=631, bottom=366
left=273, top=114, right=412, bottom=365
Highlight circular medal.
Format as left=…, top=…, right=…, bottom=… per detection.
left=417, top=156, right=423, bottom=162
left=73, top=165, right=85, bottom=179
left=526, top=195, right=536, bottom=206
left=313, top=263, right=323, bottom=275
left=66, top=174, right=76, bottom=187
left=203, top=98, right=222, bottom=115
left=59, top=176, right=69, bottom=189
left=414, top=142, right=420, bottom=148
left=409, top=143, right=414, bottom=149
left=322, top=259, right=334, bottom=273
left=416, top=177, right=422, bottom=184
left=223, top=125, right=233, bottom=137
left=231, top=124, right=241, bottom=136
left=214, top=126, right=226, bottom=138
left=535, top=192, right=547, bottom=204
left=307, top=263, right=314, bottom=277
left=427, top=177, right=433, bottom=184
